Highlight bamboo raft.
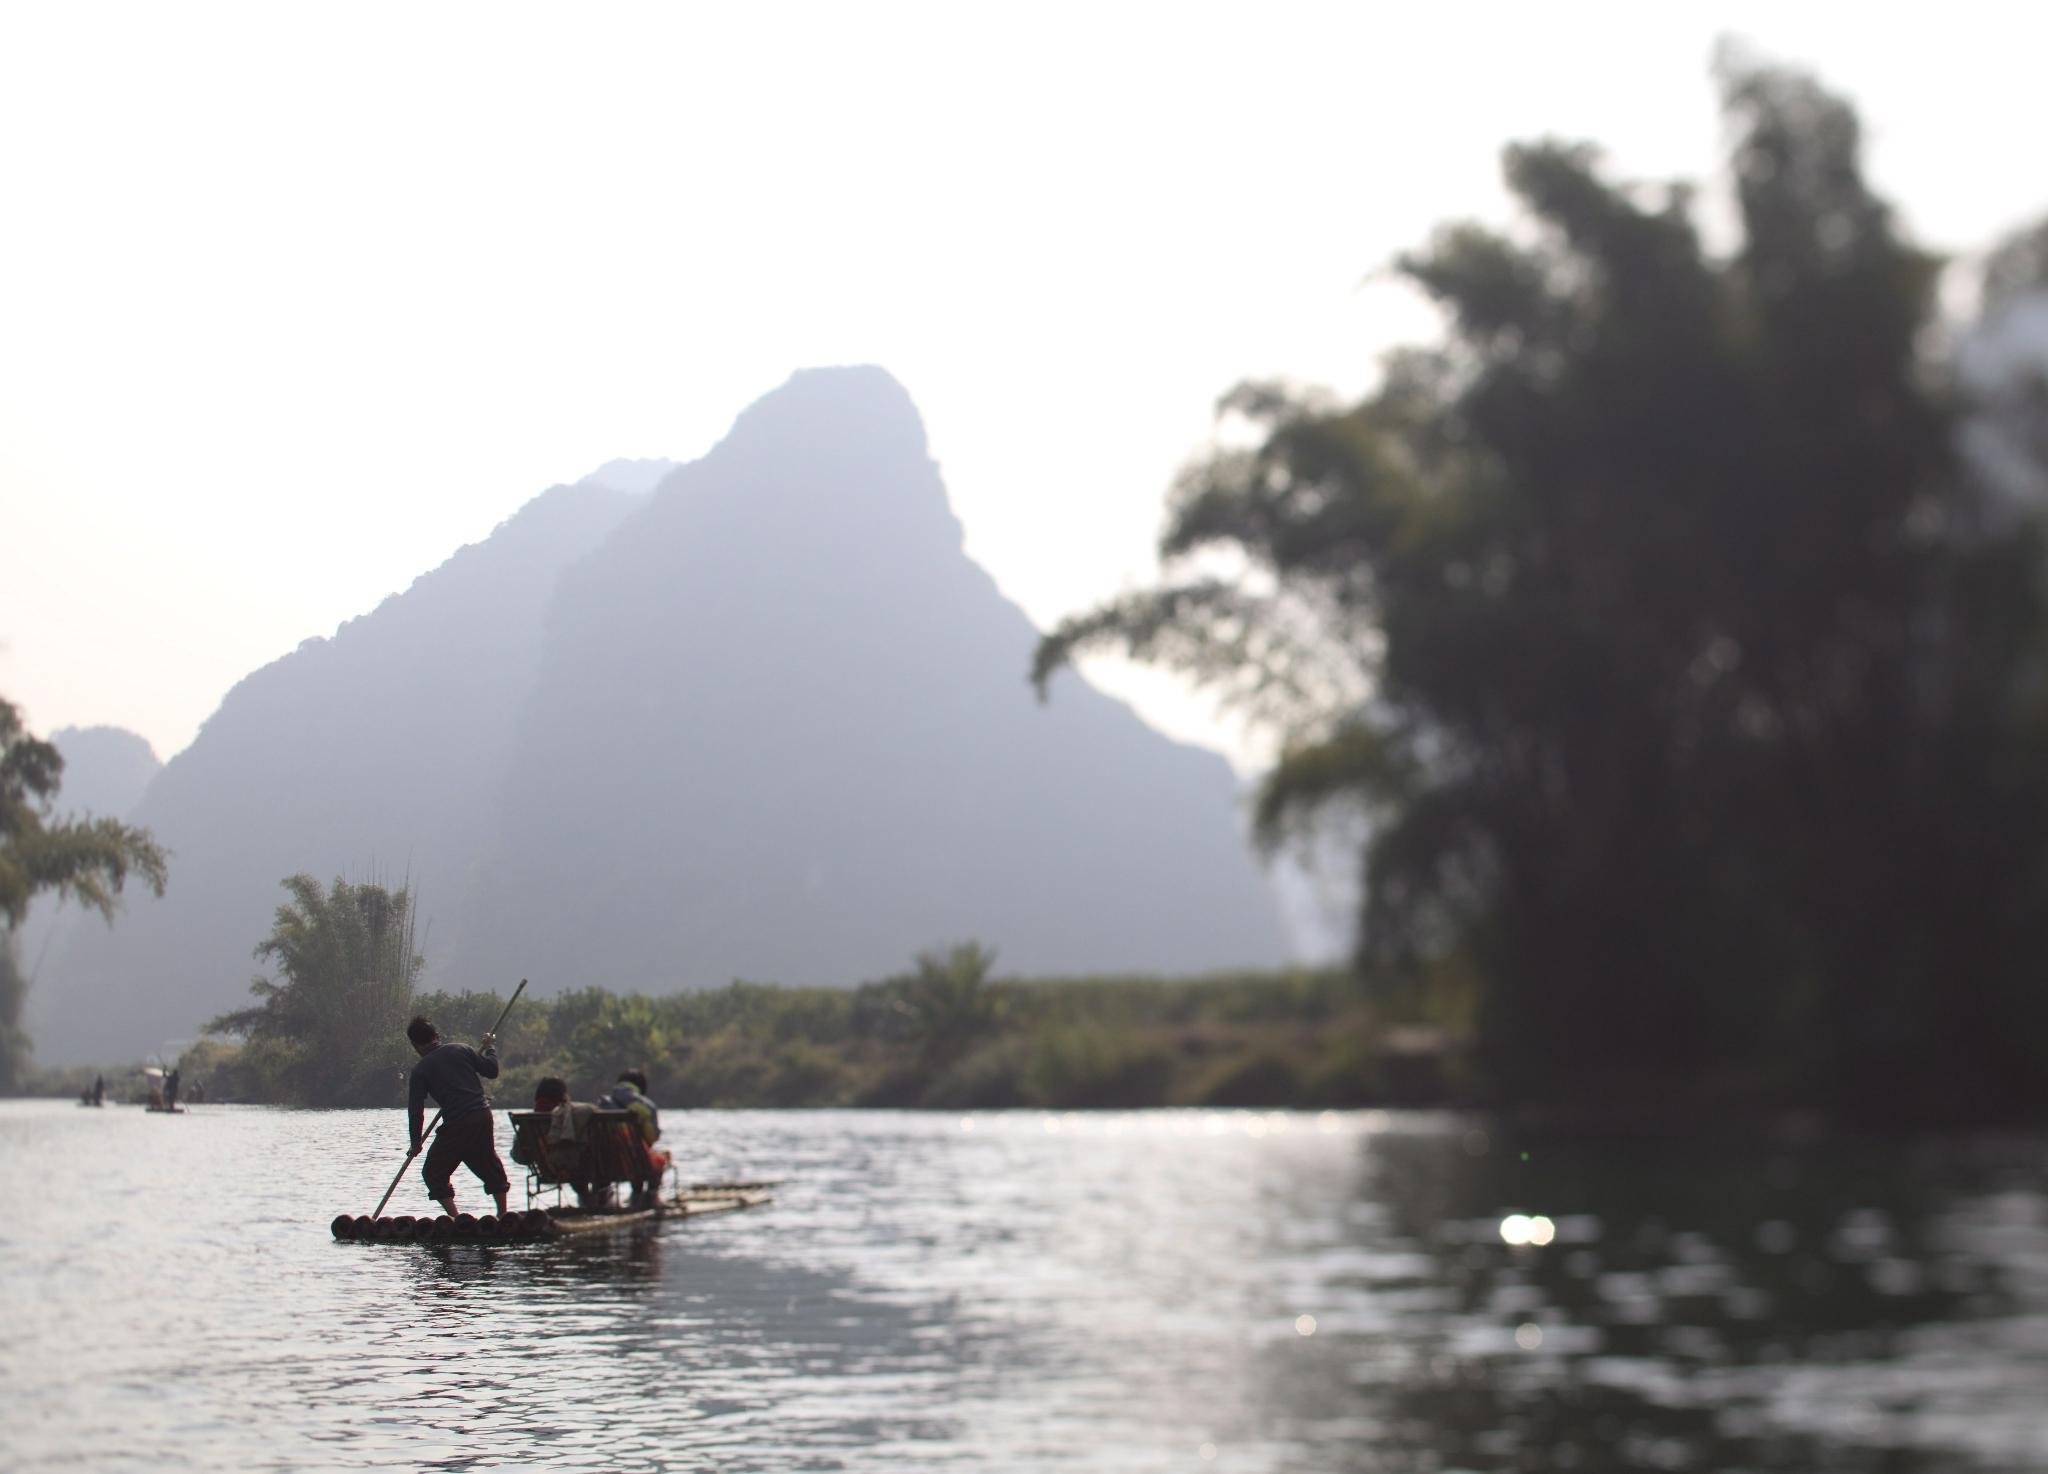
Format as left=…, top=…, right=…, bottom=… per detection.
left=336, top=1103, right=773, bottom=1243
left=331, top=1181, right=774, bottom=1243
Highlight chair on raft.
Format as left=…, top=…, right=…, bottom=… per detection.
left=507, top=1107, right=673, bottom=1212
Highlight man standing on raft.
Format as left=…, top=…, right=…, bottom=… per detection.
left=406, top=1014, right=511, bottom=1218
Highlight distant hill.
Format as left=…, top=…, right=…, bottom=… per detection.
left=39, top=368, right=1287, bottom=1062
left=577, top=457, right=683, bottom=497
left=44, top=725, right=160, bottom=821
left=451, top=366, right=1287, bottom=993
left=37, top=482, right=645, bottom=1061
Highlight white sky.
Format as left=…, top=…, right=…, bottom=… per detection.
left=4, top=1, right=2045, bottom=775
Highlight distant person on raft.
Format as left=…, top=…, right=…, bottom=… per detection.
left=406, top=1014, right=511, bottom=1218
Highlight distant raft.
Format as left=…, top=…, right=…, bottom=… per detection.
left=330, top=1183, right=775, bottom=1243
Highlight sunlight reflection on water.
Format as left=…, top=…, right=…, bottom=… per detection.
left=2, top=1103, right=2047, bottom=1472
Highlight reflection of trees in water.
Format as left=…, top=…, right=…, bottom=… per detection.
left=1288, top=1125, right=2048, bottom=1471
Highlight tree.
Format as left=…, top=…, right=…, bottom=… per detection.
left=899, top=942, right=1003, bottom=1060
left=0, top=696, right=167, bottom=1088
left=206, top=873, right=423, bottom=1105
left=1034, top=56, right=2048, bottom=1119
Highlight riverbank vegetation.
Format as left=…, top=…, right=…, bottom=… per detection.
left=98, top=944, right=1466, bottom=1111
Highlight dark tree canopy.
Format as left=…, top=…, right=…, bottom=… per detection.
left=1035, top=58, right=2048, bottom=1121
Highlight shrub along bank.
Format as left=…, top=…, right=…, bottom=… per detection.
left=127, top=947, right=1467, bottom=1110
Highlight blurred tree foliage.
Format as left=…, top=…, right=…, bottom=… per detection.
left=205, top=874, right=423, bottom=1105
left=1969, top=218, right=2048, bottom=503
left=1034, top=57, right=2048, bottom=1121
left=0, top=696, right=167, bottom=1090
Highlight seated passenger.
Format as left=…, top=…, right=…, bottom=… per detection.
left=515, top=1077, right=610, bottom=1210
left=604, top=1070, right=671, bottom=1209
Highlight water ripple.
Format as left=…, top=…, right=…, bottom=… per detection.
left=3, top=1104, right=2047, bottom=1471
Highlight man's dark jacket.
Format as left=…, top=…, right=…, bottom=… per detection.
left=408, top=1042, right=499, bottom=1149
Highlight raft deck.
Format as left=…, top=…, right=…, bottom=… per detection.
left=544, top=1182, right=775, bottom=1236
left=332, top=1181, right=775, bottom=1244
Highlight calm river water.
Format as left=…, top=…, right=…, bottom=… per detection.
left=2, top=1102, right=2046, bottom=1472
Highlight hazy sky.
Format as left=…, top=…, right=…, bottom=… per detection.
left=5, top=2, right=2044, bottom=775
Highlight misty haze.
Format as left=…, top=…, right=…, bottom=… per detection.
left=8, top=11, right=2048, bottom=1474
left=29, top=366, right=1290, bottom=1063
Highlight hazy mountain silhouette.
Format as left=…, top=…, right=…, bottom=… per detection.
left=451, top=366, right=1287, bottom=993
left=44, top=725, right=161, bottom=821
left=41, top=367, right=1287, bottom=1062
left=38, top=483, right=645, bottom=1061
left=578, top=457, right=682, bottom=498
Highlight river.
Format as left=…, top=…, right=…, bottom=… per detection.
left=1, top=1101, right=2045, bottom=1471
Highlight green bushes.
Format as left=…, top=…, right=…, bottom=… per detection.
left=1021, top=1024, right=1176, bottom=1108
left=191, top=944, right=1464, bottom=1109
left=1193, top=1051, right=1302, bottom=1107
left=920, top=1038, right=1032, bottom=1109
